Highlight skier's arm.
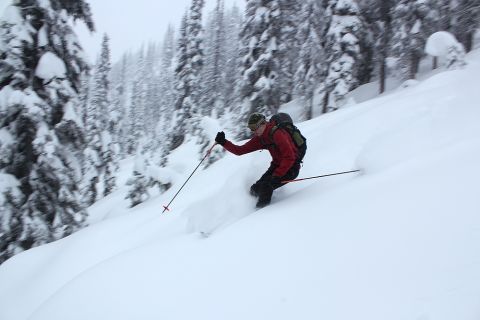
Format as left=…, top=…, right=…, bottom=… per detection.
left=272, top=130, right=297, bottom=177
left=223, top=136, right=262, bottom=155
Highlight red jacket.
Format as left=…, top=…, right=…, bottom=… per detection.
left=223, top=121, right=298, bottom=177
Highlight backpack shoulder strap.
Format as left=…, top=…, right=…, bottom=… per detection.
left=269, top=125, right=279, bottom=142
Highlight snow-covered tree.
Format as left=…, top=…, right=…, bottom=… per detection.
left=390, top=0, right=439, bottom=80
left=111, top=54, right=128, bottom=158
left=168, top=0, right=206, bottom=153
left=238, top=0, right=283, bottom=137
left=125, top=158, right=151, bottom=208
left=158, top=25, right=176, bottom=128
left=0, top=0, right=94, bottom=264
left=453, top=0, right=480, bottom=52
left=425, top=31, right=466, bottom=70
left=202, top=0, right=227, bottom=117
left=360, top=0, right=395, bottom=93
left=126, top=49, right=147, bottom=155
left=293, top=0, right=327, bottom=119
left=322, top=0, right=369, bottom=112
left=83, top=34, right=117, bottom=202
left=169, top=14, right=191, bottom=151
left=223, top=4, right=243, bottom=119
left=277, top=0, right=302, bottom=105
left=187, top=0, right=205, bottom=116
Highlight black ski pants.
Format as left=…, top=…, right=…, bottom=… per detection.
left=250, top=162, right=300, bottom=207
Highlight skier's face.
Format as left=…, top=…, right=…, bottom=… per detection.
left=253, top=123, right=266, bottom=136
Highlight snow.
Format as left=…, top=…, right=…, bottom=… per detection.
left=426, top=31, right=463, bottom=57
left=1, top=3, right=20, bottom=24
left=0, top=173, right=19, bottom=197
left=62, top=101, right=81, bottom=124
left=411, top=19, right=421, bottom=34
left=1, top=4, right=33, bottom=44
left=38, top=25, right=48, bottom=47
left=35, top=52, right=67, bottom=81
left=0, top=128, right=14, bottom=145
left=1, top=48, right=480, bottom=320
left=199, top=116, right=223, bottom=140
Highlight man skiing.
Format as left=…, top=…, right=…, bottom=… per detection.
left=215, top=113, right=301, bottom=208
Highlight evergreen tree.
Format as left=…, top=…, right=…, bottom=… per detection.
left=169, top=0, right=206, bottom=153
left=111, top=54, right=128, bottom=158
left=390, top=0, right=438, bottom=80
left=83, top=34, right=117, bottom=202
left=126, top=49, right=147, bottom=155
left=322, top=0, right=369, bottom=112
left=159, top=25, right=176, bottom=122
left=0, top=0, right=94, bottom=264
left=360, top=0, right=395, bottom=93
left=143, top=42, right=160, bottom=137
left=187, top=0, right=205, bottom=117
left=223, top=4, right=243, bottom=119
left=238, top=0, right=283, bottom=137
left=202, top=0, right=227, bottom=117
left=169, top=13, right=191, bottom=151
left=277, top=0, right=302, bottom=105
left=293, top=0, right=327, bottom=119
left=453, top=0, right=480, bottom=52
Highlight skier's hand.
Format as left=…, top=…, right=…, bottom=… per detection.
left=215, top=131, right=226, bottom=145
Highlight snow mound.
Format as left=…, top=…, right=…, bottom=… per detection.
left=426, top=31, right=462, bottom=57
left=35, top=52, right=67, bottom=81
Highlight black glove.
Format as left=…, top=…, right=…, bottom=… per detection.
left=215, top=131, right=226, bottom=145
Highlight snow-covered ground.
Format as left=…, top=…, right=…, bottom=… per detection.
left=1, top=50, right=480, bottom=320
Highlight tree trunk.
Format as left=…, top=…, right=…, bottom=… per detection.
left=379, top=58, right=386, bottom=94
left=432, top=57, right=438, bottom=70
left=379, top=0, right=392, bottom=94
left=322, top=91, right=329, bottom=114
left=306, top=94, right=313, bottom=120
left=409, top=52, right=419, bottom=80
left=465, top=32, right=473, bottom=52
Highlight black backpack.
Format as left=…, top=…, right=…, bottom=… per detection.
left=268, top=113, right=307, bottom=162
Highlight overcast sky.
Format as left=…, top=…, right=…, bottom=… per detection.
left=76, top=0, right=244, bottom=63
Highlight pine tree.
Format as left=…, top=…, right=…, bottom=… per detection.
left=293, top=0, right=327, bottom=119
left=390, top=0, right=438, bottom=80
left=238, top=0, right=283, bottom=137
left=0, top=0, right=94, bottom=264
left=453, top=0, right=480, bottom=52
left=223, top=4, right=243, bottom=119
left=111, top=54, right=128, bottom=158
left=159, top=25, right=176, bottom=122
left=126, top=49, right=147, bottom=155
left=187, top=0, right=205, bottom=117
left=169, top=13, right=190, bottom=151
left=277, top=0, right=302, bottom=105
left=360, top=0, right=395, bottom=93
left=169, top=0, right=206, bottom=153
left=202, top=0, right=227, bottom=117
left=83, top=34, right=117, bottom=201
left=322, top=0, right=369, bottom=112
left=143, top=42, right=160, bottom=138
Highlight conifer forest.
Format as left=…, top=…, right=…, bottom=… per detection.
left=0, top=0, right=479, bottom=264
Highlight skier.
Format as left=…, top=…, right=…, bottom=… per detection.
left=215, top=113, right=301, bottom=208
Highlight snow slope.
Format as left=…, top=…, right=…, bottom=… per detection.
left=1, top=51, right=480, bottom=320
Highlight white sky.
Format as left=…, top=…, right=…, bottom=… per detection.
left=76, top=0, right=244, bottom=63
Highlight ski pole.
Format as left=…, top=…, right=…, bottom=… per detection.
left=162, top=143, right=217, bottom=213
left=282, top=169, right=361, bottom=183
